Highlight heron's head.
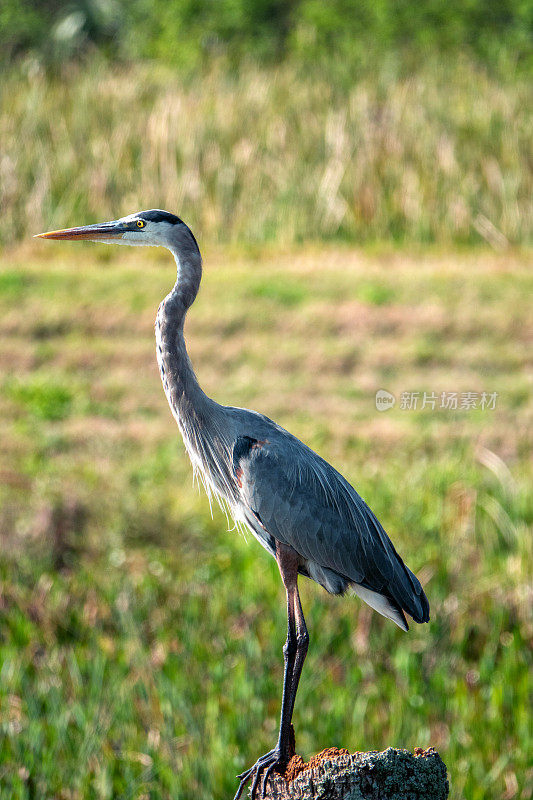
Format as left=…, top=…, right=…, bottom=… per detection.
left=36, top=209, right=199, bottom=253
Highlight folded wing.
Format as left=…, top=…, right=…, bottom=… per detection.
left=233, top=433, right=430, bottom=629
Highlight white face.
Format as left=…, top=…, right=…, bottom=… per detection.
left=104, top=214, right=176, bottom=247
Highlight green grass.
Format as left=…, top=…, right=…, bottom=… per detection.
left=1, top=58, right=531, bottom=248
left=0, top=243, right=531, bottom=799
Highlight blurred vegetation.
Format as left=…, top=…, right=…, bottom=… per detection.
left=2, top=0, right=532, bottom=72
left=0, top=245, right=531, bottom=799
left=1, top=60, right=531, bottom=247
left=1, top=1, right=531, bottom=248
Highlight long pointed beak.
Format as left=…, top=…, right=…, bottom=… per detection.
left=35, top=220, right=128, bottom=240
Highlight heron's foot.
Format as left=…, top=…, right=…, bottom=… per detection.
left=233, top=746, right=287, bottom=800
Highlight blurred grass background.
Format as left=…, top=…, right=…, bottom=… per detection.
left=1, top=59, right=532, bottom=248
left=1, top=1, right=532, bottom=248
left=1, top=3, right=532, bottom=800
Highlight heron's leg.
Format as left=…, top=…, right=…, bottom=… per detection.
left=233, top=542, right=305, bottom=800
left=258, top=564, right=309, bottom=796
left=275, top=570, right=298, bottom=760
left=272, top=540, right=312, bottom=760
left=285, top=579, right=309, bottom=730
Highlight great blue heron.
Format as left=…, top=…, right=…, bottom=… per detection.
left=37, top=210, right=430, bottom=799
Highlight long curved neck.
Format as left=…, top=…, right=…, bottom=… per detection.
left=155, top=241, right=210, bottom=424
left=155, top=235, right=238, bottom=502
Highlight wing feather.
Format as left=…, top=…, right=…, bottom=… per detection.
left=234, top=433, right=429, bottom=625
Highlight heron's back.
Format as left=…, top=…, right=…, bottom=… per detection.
left=230, top=411, right=430, bottom=629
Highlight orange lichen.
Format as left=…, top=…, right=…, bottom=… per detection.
left=281, top=747, right=434, bottom=783
left=414, top=747, right=437, bottom=757
left=282, top=747, right=352, bottom=782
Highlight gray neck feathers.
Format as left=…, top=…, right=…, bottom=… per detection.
left=155, top=225, right=237, bottom=502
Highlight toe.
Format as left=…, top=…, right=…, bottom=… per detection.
left=235, top=748, right=285, bottom=800
left=250, top=766, right=263, bottom=799
left=260, top=762, right=277, bottom=796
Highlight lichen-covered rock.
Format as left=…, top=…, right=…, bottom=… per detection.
left=256, top=746, right=449, bottom=800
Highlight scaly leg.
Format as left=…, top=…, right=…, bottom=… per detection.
left=234, top=543, right=309, bottom=800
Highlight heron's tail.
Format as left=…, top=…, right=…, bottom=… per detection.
left=397, top=563, right=430, bottom=625
left=352, top=583, right=410, bottom=631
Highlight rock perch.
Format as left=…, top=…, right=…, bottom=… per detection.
left=254, top=746, right=449, bottom=799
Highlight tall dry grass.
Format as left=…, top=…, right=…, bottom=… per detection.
left=1, top=59, right=531, bottom=246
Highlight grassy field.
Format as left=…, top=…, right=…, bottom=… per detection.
left=0, top=241, right=531, bottom=799
left=1, top=59, right=531, bottom=248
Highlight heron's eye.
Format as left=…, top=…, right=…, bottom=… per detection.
left=137, top=220, right=145, bottom=228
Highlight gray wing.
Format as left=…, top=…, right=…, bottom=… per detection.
left=233, top=433, right=429, bottom=626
